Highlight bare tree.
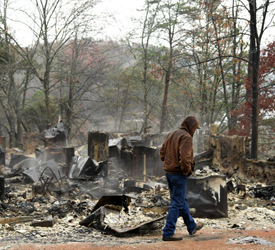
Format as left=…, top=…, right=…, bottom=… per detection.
left=155, top=0, right=189, bottom=132
left=127, top=0, right=161, bottom=134
left=2, top=0, right=101, bottom=130
left=0, top=0, right=33, bottom=147
left=55, top=37, right=111, bottom=143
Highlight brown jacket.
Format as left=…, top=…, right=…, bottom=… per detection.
left=160, top=116, right=199, bottom=176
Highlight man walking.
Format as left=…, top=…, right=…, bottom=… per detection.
left=160, top=116, right=203, bottom=241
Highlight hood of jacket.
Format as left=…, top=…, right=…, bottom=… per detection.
left=180, top=116, right=200, bottom=137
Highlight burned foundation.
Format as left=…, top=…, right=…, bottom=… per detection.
left=109, top=136, right=164, bottom=181
left=88, top=131, right=109, bottom=162
left=201, top=132, right=275, bottom=183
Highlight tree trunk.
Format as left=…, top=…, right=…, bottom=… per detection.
left=15, top=98, right=22, bottom=148
left=142, top=64, right=148, bottom=133
left=230, top=0, right=240, bottom=132
left=119, top=87, right=130, bottom=131
left=160, top=64, right=171, bottom=133
left=249, top=0, right=260, bottom=159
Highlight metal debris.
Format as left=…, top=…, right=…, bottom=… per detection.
left=187, top=175, right=228, bottom=218
left=80, top=194, right=167, bottom=234
left=68, top=156, right=108, bottom=180
left=102, top=205, right=166, bottom=233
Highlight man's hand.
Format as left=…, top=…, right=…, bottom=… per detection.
left=187, top=162, right=196, bottom=177
left=191, top=161, right=195, bottom=172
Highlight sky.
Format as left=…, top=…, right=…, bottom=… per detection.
left=8, top=0, right=144, bottom=46
left=95, top=0, right=144, bottom=39
left=6, top=0, right=275, bottom=47
left=96, top=0, right=275, bottom=45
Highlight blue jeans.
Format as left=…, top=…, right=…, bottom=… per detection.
left=163, top=173, right=197, bottom=238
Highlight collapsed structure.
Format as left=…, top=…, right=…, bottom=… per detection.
left=0, top=121, right=274, bottom=239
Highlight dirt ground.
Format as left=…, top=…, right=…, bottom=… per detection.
left=5, top=228, right=275, bottom=250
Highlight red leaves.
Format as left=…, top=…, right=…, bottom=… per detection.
left=229, top=41, right=275, bottom=136
left=259, top=41, right=275, bottom=77
left=147, top=64, right=163, bottom=79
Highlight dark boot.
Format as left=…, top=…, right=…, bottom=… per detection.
left=162, top=234, right=183, bottom=241
left=189, top=222, right=204, bottom=235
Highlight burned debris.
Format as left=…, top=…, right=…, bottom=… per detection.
left=0, top=144, right=5, bottom=167
left=79, top=194, right=167, bottom=234
left=187, top=175, right=228, bottom=218
left=0, top=124, right=275, bottom=247
left=69, top=156, right=108, bottom=181
left=0, top=176, right=4, bottom=201
left=248, top=185, right=275, bottom=199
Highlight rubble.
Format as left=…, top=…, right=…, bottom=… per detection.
left=0, top=216, right=38, bottom=225
left=202, top=134, right=275, bottom=183
left=68, top=156, right=108, bottom=180
left=0, top=128, right=274, bottom=248
left=0, top=164, right=275, bottom=247
left=79, top=194, right=167, bottom=234
left=228, top=236, right=274, bottom=246
left=31, top=215, right=57, bottom=227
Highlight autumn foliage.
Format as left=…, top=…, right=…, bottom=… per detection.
left=230, top=41, right=275, bottom=136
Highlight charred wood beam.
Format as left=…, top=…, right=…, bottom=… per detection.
left=8, top=192, right=26, bottom=199
left=249, top=185, right=275, bottom=191
left=194, top=149, right=213, bottom=162
left=0, top=177, right=4, bottom=201
left=0, top=216, right=39, bottom=225
left=193, top=149, right=214, bottom=170
left=31, top=217, right=57, bottom=227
